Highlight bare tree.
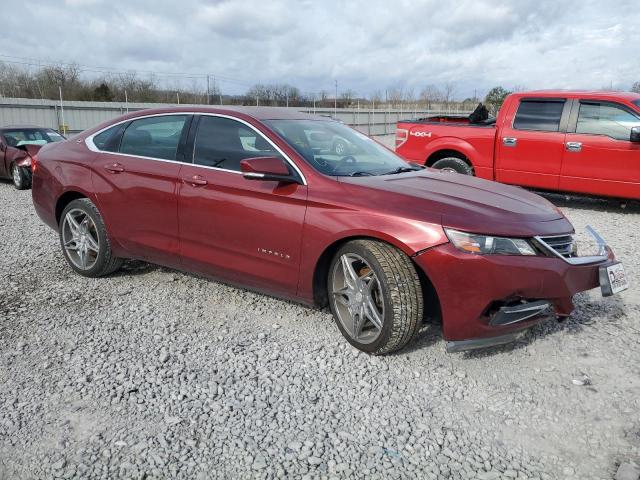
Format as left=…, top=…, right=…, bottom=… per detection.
left=419, top=84, right=443, bottom=109
left=443, top=82, right=456, bottom=109
left=631, top=81, right=640, bottom=94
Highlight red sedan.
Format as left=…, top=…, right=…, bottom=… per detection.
left=31, top=107, right=628, bottom=353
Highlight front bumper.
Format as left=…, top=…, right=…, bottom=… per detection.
left=413, top=236, right=615, bottom=351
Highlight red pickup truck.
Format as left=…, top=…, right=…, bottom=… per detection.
left=396, top=91, right=640, bottom=200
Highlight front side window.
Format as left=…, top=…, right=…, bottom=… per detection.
left=264, top=119, right=412, bottom=177
left=513, top=100, right=565, bottom=132
left=576, top=102, right=640, bottom=141
left=193, top=116, right=281, bottom=171
left=633, top=99, right=640, bottom=109
left=119, top=115, right=187, bottom=160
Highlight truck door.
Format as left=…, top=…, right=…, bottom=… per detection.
left=560, top=100, right=640, bottom=199
left=495, top=98, right=570, bottom=190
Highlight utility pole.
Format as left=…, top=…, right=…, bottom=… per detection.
left=206, top=75, right=210, bottom=104
left=313, top=94, right=316, bottom=114
left=125, top=90, right=129, bottom=113
left=58, top=86, right=66, bottom=135
left=334, top=80, right=338, bottom=118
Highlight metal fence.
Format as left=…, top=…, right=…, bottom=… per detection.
left=0, top=97, right=472, bottom=136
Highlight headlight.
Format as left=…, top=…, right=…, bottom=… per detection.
left=445, top=228, right=537, bottom=256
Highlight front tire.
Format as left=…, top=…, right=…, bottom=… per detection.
left=11, top=163, right=30, bottom=190
left=431, top=157, right=473, bottom=175
left=59, top=198, right=123, bottom=277
left=328, top=239, right=424, bottom=354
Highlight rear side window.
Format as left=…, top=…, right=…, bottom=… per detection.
left=513, top=100, right=565, bottom=132
left=576, top=102, right=640, bottom=141
left=193, top=116, right=281, bottom=172
left=120, top=115, right=188, bottom=160
left=92, top=125, right=121, bottom=152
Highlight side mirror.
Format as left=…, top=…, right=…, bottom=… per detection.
left=240, top=156, right=301, bottom=184
left=631, top=126, right=640, bottom=143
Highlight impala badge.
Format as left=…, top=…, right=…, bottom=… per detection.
left=258, top=248, right=291, bottom=260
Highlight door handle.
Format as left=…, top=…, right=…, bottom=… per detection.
left=503, top=137, right=517, bottom=147
left=565, top=141, right=582, bottom=152
left=104, top=163, right=125, bottom=173
left=183, top=175, right=208, bottom=187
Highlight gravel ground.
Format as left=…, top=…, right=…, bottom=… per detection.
left=1, top=175, right=639, bottom=480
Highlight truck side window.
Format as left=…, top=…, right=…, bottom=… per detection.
left=513, top=100, right=564, bottom=132
left=576, top=102, right=640, bottom=141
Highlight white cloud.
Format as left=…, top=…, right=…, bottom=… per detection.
left=6, top=0, right=640, bottom=98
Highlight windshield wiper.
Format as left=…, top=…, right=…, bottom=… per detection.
left=349, top=171, right=375, bottom=177
left=382, top=166, right=421, bottom=175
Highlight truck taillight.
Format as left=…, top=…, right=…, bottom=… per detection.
left=396, top=129, right=408, bottom=149
left=31, top=154, right=38, bottom=172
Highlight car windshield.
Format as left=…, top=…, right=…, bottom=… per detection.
left=2, top=128, right=65, bottom=147
left=264, top=119, right=416, bottom=176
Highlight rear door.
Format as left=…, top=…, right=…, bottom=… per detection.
left=90, top=114, right=191, bottom=265
left=561, top=100, right=640, bottom=199
left=495, top=98, right=570, bottom=190
left=177, top=114, right=308, bottom=297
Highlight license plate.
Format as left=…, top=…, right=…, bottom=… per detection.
left=599, top=262, right=629, bottom=296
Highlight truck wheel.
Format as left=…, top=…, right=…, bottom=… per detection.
left=431, top=157, right=474, bottom=175
left=328, top=239, right=424, bottom=355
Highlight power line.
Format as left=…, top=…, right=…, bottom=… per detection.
left=0, top=53, right=254, bottom=87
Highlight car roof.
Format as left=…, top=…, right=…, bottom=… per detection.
left=1, top=125, right=52, bottom=130
left=121, top=106, right=324, bottom=122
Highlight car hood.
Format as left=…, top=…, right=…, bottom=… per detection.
left=338, top=170, right=573, bottom=237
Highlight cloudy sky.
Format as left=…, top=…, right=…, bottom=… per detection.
left=4, top=0, right=639, bottom=99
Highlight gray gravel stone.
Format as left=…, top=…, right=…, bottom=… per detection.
left=0, top=180, right=639, bottom=480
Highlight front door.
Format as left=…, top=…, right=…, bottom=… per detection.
left=495, top=98, right=569, bottom=190
left=177, top=115, right=308, bottom=297
left=561, top=100, right=640, bottom=199
left=91, top=114, right=191, bottom=264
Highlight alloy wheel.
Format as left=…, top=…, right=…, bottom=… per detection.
left=12, top=164, right=21, bottom=187
left=61, top=208, right=100, bottom=270
left=331, top=253, right=385, bottom=344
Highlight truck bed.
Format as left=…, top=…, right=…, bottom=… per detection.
left=395, top=119, right=498, bottom=180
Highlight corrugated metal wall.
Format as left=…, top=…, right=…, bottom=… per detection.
left=0, top=97, right=470, bottom=136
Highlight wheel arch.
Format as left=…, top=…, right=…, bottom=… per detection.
left=55, top=190, right=88, bottom=225
left=311, top=235, right=442, bottom=324
left=426, top=149, right=472, bottom=168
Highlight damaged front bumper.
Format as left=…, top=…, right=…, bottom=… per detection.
left=414, top=226, right=621, bottom=353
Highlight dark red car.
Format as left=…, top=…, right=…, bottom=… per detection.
left=0, top=126, right=65, bottom=189
left=31, top=107, right=628, bottom=354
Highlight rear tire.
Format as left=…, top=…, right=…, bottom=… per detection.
left=328, top=239, right=424, bottom=355
left=11, top=163, right=30, bottom=190
left=59, top=198, right=123, bottom=277
left=431, top=157, right=473, bottom=175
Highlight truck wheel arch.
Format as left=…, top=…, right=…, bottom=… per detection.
left=426, top=149, right=472, bottom=170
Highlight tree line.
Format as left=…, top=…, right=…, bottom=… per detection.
left=1, top=62, right=638, bottom=111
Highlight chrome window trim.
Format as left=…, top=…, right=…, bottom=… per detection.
left=84, top=111, right=307, bottom=185
left=534, top=226, right=609, bottom=265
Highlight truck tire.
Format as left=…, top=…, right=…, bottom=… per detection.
left=431, top=157, right=474, bottom=175
left=327, top=239, right=424, bottom=355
